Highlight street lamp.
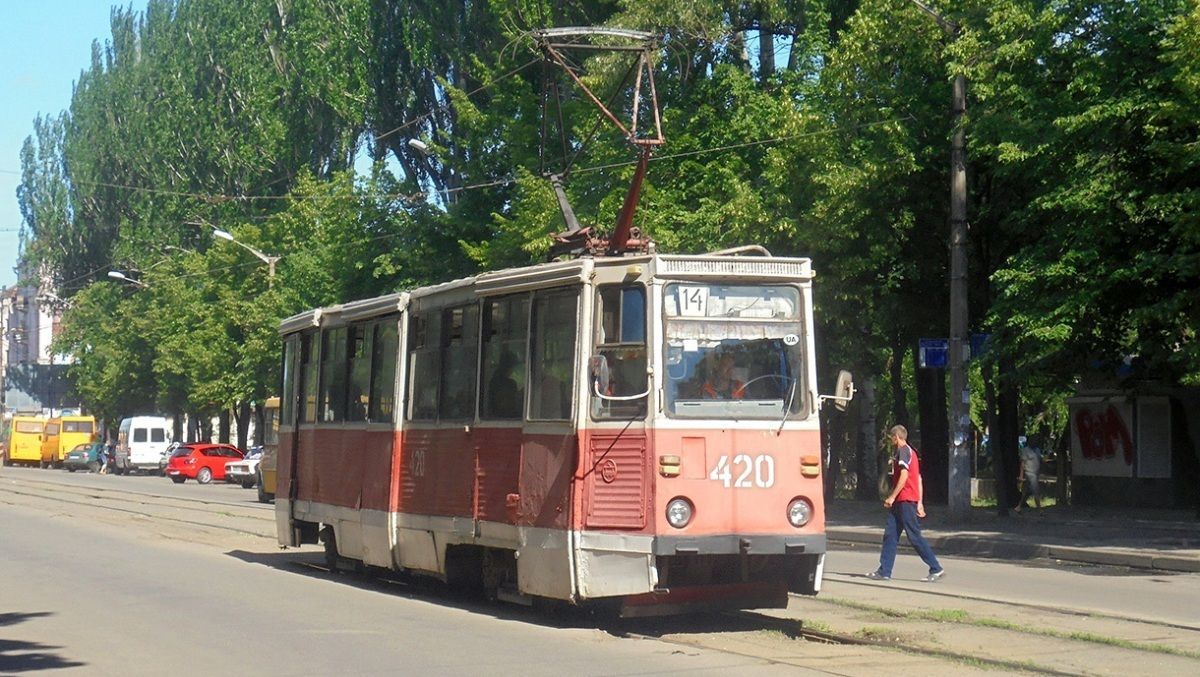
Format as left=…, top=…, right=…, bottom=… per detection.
left=211, top=229, right=280, bottom=288
left=107, top=271, right=147, bottom=288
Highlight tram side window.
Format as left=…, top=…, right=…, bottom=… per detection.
left=320, top=327, right=348, bottom=422
left=281, top=337, right=298, bottom=426
left=480, top=295, right=528, bottom=420
left=346, top=324, right=372, bottom=422
left=593, top=285, right=648, bottom=418
left=439, top=305, right=479, bottom=420
left=301, top=333, right=319, bottom=423
left=529, top=290, right=578, bottom=420
left=407, top=312, right=441, bottom=421
left=369, top=320, right=399, bottom=422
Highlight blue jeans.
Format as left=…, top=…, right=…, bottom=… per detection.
left=877, top=501, right=942, bottom=577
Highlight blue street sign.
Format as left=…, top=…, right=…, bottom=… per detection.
left=919, top=338, right=949, bottom=369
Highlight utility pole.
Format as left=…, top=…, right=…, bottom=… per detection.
left=949, top=70, right=970, bottom=521
left=909, top=0, right=971, bottom=520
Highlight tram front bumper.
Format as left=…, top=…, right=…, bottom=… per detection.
left=652, top=533, right=826, bottom=557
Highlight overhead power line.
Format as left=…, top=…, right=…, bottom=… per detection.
left=372, top=58, right=542, bottom=144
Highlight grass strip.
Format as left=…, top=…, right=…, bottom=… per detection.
left=823, top=596, right=1200, bottom=659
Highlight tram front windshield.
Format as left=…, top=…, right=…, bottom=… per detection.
left=663, top=283, right=807, bottom=420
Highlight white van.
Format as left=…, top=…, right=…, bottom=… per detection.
left=115, top=416, right=173, bottom=475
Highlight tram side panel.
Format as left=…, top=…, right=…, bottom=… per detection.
left=574, top=428, right=656, bottom=598
left=282, top=426, right=396, bottom=568
left=512, top=431, right=577, bottom=598
left=393, top=425, right=577, bottom=599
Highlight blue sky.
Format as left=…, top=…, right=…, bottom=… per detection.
left=0, top=2, right=115, bottom=288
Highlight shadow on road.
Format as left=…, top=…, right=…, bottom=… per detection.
left=0, top=613, right=85, bottom=673
left=225, top=548, right=800, bottom=639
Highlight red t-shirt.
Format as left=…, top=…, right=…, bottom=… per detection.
left=891, top=444, right=922, bottom=503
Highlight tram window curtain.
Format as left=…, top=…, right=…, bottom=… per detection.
left=529, top=289, right=578, bottom=420
left=369, top=320, right=399, bottom=423
left=346, top=323, right=372, bottom=423
left=319, top=327, right=348, bottom=422
left=480, top=295, right=529, bottom=420
left=407, top=312, right=441, bottom=421
left=439, top=305, right=479, bottom=420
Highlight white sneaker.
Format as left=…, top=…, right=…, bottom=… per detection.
left=923, top=569, right=946, bottom=582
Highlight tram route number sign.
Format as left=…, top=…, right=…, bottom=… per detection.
left=677, top=285, right=710, bottom=317
left=709, top=454, right=775, bottom=488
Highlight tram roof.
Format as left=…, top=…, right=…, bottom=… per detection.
left=279, top=251, right=812, bottom=335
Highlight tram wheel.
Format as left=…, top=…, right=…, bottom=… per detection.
left=321, top=526, right=340, bottom=572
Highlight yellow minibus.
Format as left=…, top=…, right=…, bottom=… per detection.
left=41, top=415, right=97, bottom=468
left=6, top=416, right=46, bottom=466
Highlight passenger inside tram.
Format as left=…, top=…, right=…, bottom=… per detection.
left=487, top=350, right=522, bottom=419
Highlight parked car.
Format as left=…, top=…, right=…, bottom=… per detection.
left=224, top=447, right=262, bottom=489
left=165, top=443, right=244, bottom=484
left=158, top=441, right=182, bottom=476
left=63, top=442, right=107, bottom=473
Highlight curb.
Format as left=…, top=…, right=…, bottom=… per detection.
left=827, top=527, right=1200, bottom=573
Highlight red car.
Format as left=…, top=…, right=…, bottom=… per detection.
left=165, top=443, right=244, bottom=484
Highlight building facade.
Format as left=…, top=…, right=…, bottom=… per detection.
left=1, top=284, right=77, bottom=417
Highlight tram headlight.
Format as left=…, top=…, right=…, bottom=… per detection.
left=787, top=497, right=814, bottom=528
left=665, top=497, right=694, bottom=529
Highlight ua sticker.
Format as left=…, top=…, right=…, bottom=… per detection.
left=783, top=334, right=800, bottom=346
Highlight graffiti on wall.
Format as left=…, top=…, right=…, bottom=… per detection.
left=1074, top=405, right=1134, bottom=464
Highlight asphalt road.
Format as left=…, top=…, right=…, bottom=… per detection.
left=1, top=468, right=813, bottom=676
left=3, top=466, right=1199, bottom=676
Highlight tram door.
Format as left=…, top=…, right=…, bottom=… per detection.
left=583, top=284, right=650, bottom=530
left=277, top=333, right=307, bottom=545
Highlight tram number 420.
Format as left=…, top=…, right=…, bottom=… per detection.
left=709, top=454, right=775, bottom=489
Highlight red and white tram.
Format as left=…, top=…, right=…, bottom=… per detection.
left=276, top=249, right=841, bottom=615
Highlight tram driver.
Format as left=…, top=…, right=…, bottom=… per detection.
left=701, top=352, right=745, bottom=400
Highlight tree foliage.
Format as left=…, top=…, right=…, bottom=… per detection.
left=16, top=0, right=1200, bottom=455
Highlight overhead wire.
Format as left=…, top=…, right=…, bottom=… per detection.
left=372, top=58, right=542, bottom=144
left=0, top=114, right=917, bottom=219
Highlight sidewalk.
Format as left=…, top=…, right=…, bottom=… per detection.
left=825, top=498, right=1200, bottom=573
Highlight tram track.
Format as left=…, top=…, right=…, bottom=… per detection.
left=641, top=610, right=1090, bottom=676
left=288, top=558, right=1085, bottom=675
left=2, top=472, right=271, bottom=513
left=7, top=469, right=1199, bottom=674
left=824, top=571, right=1200, bottom=634
left=0, top=471, right=274, bottom=539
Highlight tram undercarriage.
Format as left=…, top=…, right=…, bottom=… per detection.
left=302, top=511, right=824, bottom=617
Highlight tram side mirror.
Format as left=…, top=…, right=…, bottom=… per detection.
left=820, top=370, right=856, bottom=411
left=589, top=355, right=610, bottom=395
left=833, top=370, right=855, bottom=411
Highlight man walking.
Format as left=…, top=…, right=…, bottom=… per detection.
left=867, top=425, right=946, bottom=582
left=1015, top=435, right=1042, bottom=512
